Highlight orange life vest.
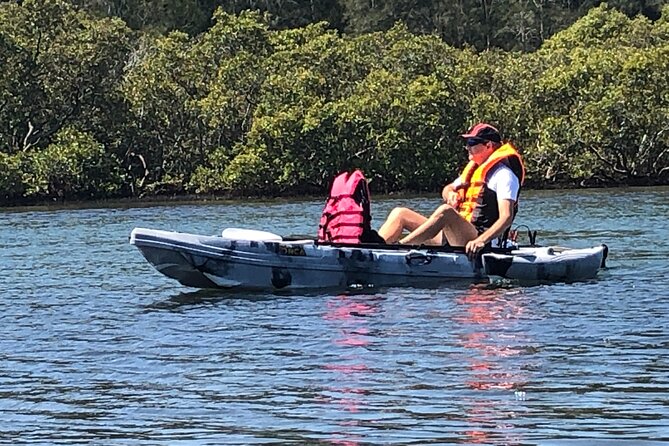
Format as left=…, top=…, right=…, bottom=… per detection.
left=456, top=143, right=526, bottom=230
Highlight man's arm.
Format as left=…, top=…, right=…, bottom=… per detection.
left=441, top=181, right=461, bottom=207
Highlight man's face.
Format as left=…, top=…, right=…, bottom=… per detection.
left=465, top=138, right=493, bottom=164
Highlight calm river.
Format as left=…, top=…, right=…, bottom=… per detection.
left=1, top=187, right=668, bottom=445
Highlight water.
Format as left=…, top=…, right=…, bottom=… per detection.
left=1, top=187, right=668, bottom=445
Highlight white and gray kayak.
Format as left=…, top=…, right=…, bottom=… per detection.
left=129, top=227, right=608, bottom=291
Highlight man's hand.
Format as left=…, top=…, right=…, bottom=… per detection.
left=444, top=190, right=461, bottom=208
left=441, top=183, right=462, bottom=209
left=465, top=237, right=486, bottom=260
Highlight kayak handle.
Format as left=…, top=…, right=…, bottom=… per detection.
left=405, top=251, right=433, bottom=266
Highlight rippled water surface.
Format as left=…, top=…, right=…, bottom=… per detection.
left=1, top=187, right=668, bottom=445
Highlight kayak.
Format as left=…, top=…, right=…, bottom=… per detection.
left=129, top=227, right=608, bottom=291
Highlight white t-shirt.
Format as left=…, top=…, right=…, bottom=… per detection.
left=453, top=164, right=520, bottom=201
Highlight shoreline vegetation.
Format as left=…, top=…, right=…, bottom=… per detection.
left=4, top=183, right=668, bottom=213
left=1, top=0, right=668, bottom=207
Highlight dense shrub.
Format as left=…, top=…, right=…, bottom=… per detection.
left=23, top=128, right=123, bottom=200
left=0, top=1, right=667, bottom=205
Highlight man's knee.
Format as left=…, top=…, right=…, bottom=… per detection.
left=389, top=206, right=410, bottom=221
left=430, top=203, right=457, bottom=221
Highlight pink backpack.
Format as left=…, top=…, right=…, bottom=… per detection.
left=318, top=170, right=380, bottom=244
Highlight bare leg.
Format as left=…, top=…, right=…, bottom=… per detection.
left=400, top=204, right=478, bottom=246
left=378, top=207, right=442, bottom=244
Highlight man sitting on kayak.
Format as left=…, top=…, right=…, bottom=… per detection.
left=377, top=123, right=525, bottom=258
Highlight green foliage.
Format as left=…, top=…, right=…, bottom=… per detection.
left=339, top=0, right=662, bottom=51
left=521, top=5, right=669, bottom=185
left=207, top=0, right=343, bottom=32
left=220, top=147, right=274, bottom=195
left=23, top=127, right=123, bottom=199
left=121, top=10, right=273, bottom=195
left=1, top=1, right=669, bottom=206
left=541, top=3, right=659, bottom=52
left=0, top=0, right=133, bottom=156
left=71, top=0, right=209, bottom=34
left=216, top=23, right=468, bottom=196
left=69, top=0, right=669, bottom=52
left=188, top=146, right=233, bottom=193
left=331, top=69, right=465, bottom=192
left=0, top=152, right=25, bottom=200
left=566, top=45, right=669, bottom=182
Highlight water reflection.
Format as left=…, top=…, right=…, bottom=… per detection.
left=453, top=285, right=533, bottom=445
left=143, top=289, right=231, bottom=311
left=143, top=288, right=287, bottom=311
left=455, top=286, right=528, bottom=391
left=315, top=286, right=536, bottom=445
left=321, top=294, right=383, bottom=445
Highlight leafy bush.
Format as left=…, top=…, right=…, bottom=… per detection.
left=2, top=1, right=669, bottom=205
left=23, top=128, right=123, bottom=199
left=0, top=152, right=25, bottom=200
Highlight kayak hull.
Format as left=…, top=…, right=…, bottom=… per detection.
left=482, top=246, right=608, bottom=283
left=129, top=228, right=606, bottom=291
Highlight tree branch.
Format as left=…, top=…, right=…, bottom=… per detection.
left=582, top=141, right=628, bottom=174
left=650, top=125, right=669, bottom=173
left=128, top=151, right=149, bottom=189
left=22, top=121, right=36, bottom=151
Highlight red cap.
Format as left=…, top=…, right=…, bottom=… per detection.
left=461, top=123, right=501, bottom=142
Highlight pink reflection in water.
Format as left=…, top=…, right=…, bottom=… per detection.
left=454, top=285, right=530, bottom=445
left=321, top=294, right=382, bottom=445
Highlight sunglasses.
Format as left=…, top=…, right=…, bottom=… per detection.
left=465, top=138, right=487, bottom=147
